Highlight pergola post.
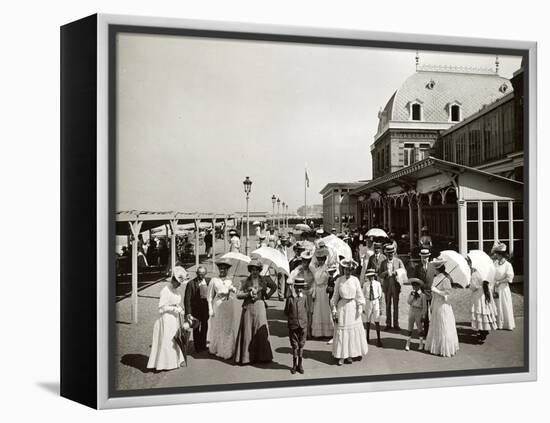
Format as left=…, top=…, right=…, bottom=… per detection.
left=195, top=218, right=201, bottom=269
left=408, top=193, right=414, bottom=253
left=224, top=217, right=229, bottom=252
left=128, top=220, right=143, bottom=324
left=212, top=218, right=217, bottom=273
left=169, top=219, right=178, bottom=276
left=382, top=198, right=387, bottom=229
left=457, top=199, right=467, bottom=255
left=240, top=217, right=244, bottom=238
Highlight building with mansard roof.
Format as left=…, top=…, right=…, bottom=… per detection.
left=372, top=64, right=512, bottom=179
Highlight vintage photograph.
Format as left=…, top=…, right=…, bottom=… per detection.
left=112, top=30, right=526, bottom=393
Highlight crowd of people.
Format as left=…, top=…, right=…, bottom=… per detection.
left=145, top=225, right=517, bottom=376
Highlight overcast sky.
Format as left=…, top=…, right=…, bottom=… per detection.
left=116, top=33, right=521, bottom=214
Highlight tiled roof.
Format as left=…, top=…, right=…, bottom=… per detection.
left=377, top=69, right=512, bottom=132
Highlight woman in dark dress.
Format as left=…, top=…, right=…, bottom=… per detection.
left=234, top=258, right=277, bottom=365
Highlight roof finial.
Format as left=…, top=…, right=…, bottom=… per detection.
left=415, top=50, right=420, bottom=71
left=495, top=55, right=500, bottom=74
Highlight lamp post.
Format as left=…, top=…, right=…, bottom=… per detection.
left=243, top=176, right=252, bottom=255
left=271, top=195, right=276, bottom=230
left=286, top=204, right=289, bottom=230
left=277, top=197, right=281, bottom=232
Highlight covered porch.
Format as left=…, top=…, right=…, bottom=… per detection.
left=353, top=157, right=524, bottom=274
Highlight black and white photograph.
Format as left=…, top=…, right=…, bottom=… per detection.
left=111, top=27, right=529, bottom=395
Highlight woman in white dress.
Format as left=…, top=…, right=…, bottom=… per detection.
left=310, top=248, right=334, bottom=338
left=466, top=256, right=498, bottom=343
left=331, top=258, right=368, bottom=365
left=207, top=259, right=239, bottom=359
left=147, top=274, right=188, bottom=370
left=424, top=257, right=459, bottom=357
left=492, top=242, right=515, bottom=330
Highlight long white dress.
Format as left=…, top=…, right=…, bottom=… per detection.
left=207, top=277, right=240, bottom=359
left=494, top=259, right=515, bottom=330
left=310, top=263, right=334, bottom=337
left=331, top=275, right=369, bottom=359
left=469, top=270, right=498, bottom=331
left=147, top=285, right=185, bottom=370
left=424, top=273, right=459, bottom=357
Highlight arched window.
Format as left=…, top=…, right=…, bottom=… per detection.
left=450, top=104, right=461, bottom=122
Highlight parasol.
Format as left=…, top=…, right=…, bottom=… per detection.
left=439, top=250, right=471, bottom=288
left=295, top=223, right=311, bottom=232
left=467, top=250, right=495, bottom=284
left=395, top=268, right=408, bottom=285
left=366, top=228, right=388, bottom=238
left=219, top=251, right=251, bottom=277
left=250, top=246, right=290, bottom=276
left=320, top=234, right=352, bottom=261
left=173, top=315, right=198, bottom=367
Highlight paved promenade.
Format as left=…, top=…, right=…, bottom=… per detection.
left=115, top=238, right=525, bottom=391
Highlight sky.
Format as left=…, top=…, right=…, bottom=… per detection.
left=116, top=33, right=521, bottom=214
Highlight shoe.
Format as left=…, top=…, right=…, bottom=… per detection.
left=344, top=358, right=353, bottom=364
left=355, top=356, right=362, bottom=362
left=394, top=326, right=402, bottom=332
left=337, top=359, right=344, bottom=366
left=405, top=340, right=410, bottom=351
left=418, top=339, right=424, bottom=350
left=291, top=357, right=297, bottom=374
left=377, top=339, right=383, bottom=347
left=327, top=338, right=334, bottom=345
left=297, top=358, right=304, bottom=374
left=386, top=325, right=392, bottom=331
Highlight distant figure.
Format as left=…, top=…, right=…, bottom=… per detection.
left=419, top=226, right=433, bottom=250
left=229, top=230, right=241, bottom=253
left=204, top=229, right=213, bottom=258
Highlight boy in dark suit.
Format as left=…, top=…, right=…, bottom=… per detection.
left=184, top=266, right=210, bottom=352
left=284, top=273, right=308, bottom=374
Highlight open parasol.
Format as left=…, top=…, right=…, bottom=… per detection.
left=294, top=223, right=311, bottom=232
left=250, top=246, right=290, bottom=276
left=219, top=251, right=251, bottom=277
left=366, top=228, right=388, bottom=238
left=439, top=250, right=471, bottom=288
left=467, top=250, right=495, bottom=284
left=320, top=234, right=352, bottom=261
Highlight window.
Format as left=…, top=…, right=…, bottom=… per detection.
left=386, top=144, right=391, bottom=168
left=450, top=104, right=461, bottom=122
left=411, top=103, right=422, bottom=121
left=419, top=143, right=430, bottom=160
left=403, top=143, right=416, bottom=166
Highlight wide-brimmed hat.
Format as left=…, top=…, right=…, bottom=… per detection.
left=315, top=248, right=329, bottom=258
left=228, top=229, right=237, bottom=235
left=365, top=267, right=377, bottom=277
left=384, top=245, right=396, bottom=254
left=300, top=250, right=314, bottom=261
left=492, top=241, right=507, bottom=253
left=409, top=278, right=424, bottom=287
left=339, top=258, right=358, bottom=269
left=216, top=258, right=233, bottom=269
left=419, top=248, right=431, bottom=257
left=247, top=258, right=263, bottom=270
left=373, top=242, right=382, bottom=249
left=173, top=266, right=190, bottom=282
left=293, top=241, right=305, bottom=251
left=327, top=264, right=338, bottom=274
left=432, top=257, right=447, bottom=268
left=315, top=228, right=324, bottom=234
left=292, top=274, right=306, bottom=288
left=421, top=226, right=429, bottom=232
left=259, top=234, right=266, bottom=239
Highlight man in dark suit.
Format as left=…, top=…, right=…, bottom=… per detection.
left=379, top=245, right=405, bottom=331
left=185, top=266, right=210, bottom=352
left=415, top=248, right=435, bottom=336
left=367, top=242, right=387, bottom=274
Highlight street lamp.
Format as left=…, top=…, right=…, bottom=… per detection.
left=286, top=204, right=289, bottom=230
left=243, top=176, right=252, bottom=254
left=276, top=197, right=281, bottom=232
left=271, top=195, right=276, bottom=230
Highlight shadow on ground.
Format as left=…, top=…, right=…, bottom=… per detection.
left=120, top=354, right=158, bottom=373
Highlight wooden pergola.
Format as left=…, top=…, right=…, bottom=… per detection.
left=116, top=211, right=237, bottom=323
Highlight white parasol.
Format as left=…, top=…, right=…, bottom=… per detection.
left=294, top=223, right=311, bottom=232
left=366, top=228, right=388, bottom=238
left=439, top=250, right=471, bottom=288
left=320, top=234, right=352, bottom=261
left=467, top=250, right=495, bottom=284
left=219, top=251, right=251, bottom=277
left=250, top=246, right=290, bottom=276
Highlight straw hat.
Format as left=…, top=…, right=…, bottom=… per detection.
left=216, top=258, right=233, bottom=269
left=419, top=248, right=431, bottom=257
left=492, top=241, right=507, bottom=253
left=365, top=267, right=377, bottom=277
left=300, top=250, right=314, bottom=261
left=339, top=258, right=358, bottom=269
left=384, top=244, right=396, bottom=254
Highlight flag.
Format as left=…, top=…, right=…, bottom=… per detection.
left=305, top=169, right=310, bottom=188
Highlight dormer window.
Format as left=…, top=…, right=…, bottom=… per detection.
left=408, top=100, right=423, bottom=121
left=447, top=101, right=462, bottom=122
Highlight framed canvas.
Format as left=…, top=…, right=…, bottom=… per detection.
left=60, top=13, right=537, bottom=409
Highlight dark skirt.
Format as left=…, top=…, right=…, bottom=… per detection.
left=234, top=300, right=273, bottom=365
